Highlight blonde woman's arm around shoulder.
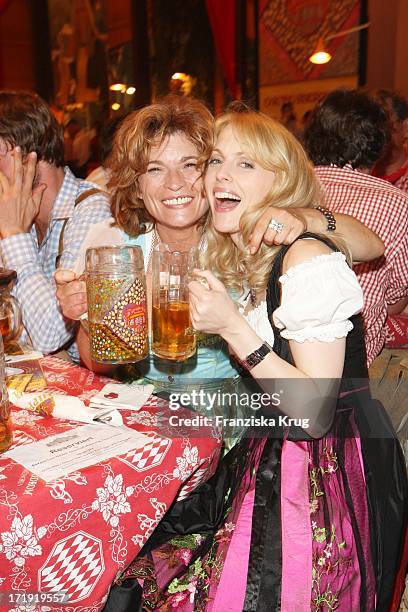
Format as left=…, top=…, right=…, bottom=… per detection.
left=249, top=206, right=384, bottom=262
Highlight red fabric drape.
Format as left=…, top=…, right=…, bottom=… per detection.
left=0, top=0, right=12, bottom=88
left=0, top=0, right=11, bottom=14
left=205, top=0, right=238, bottom=98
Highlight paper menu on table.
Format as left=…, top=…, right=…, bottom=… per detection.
left=4, top=423, right=149, bottom=482
left=5, top=352, right=47, bottom=392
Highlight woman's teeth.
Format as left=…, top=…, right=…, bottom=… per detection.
left=163, top=196, right=193, bottom=206
left=214, top=191, right=241, bottom=209
left=214, top=191, right=241, bottom=202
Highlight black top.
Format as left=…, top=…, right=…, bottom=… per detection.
left=266, top=232, right=368, bottom=381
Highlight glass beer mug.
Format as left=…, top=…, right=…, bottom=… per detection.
left=85, top=246, right=149, bottom=364
left=0, top=269, right=22, bottom=346
left=152, top=244, right=197, bottom=361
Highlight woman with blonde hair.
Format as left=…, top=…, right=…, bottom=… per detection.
left=109, top=108, right=407, bottom=611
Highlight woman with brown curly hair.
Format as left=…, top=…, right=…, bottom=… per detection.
left=56, top=95, right=241, bottom=388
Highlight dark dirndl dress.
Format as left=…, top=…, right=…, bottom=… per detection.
left=104, top=234, right=407, bottom=612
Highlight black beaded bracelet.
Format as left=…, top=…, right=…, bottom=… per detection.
left=315, top=206, right=336, bottom=232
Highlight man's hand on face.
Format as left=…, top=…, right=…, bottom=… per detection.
left=0, top=147, right=46, bottom=239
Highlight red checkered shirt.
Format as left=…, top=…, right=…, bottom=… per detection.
left=395, top=172, right=408, bottom=193
left=315, top=165, right=408, bottom=365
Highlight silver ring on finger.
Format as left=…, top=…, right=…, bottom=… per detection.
left=268, top=218, right=284, bottom=234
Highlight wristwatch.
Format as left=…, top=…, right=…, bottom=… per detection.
left=240, top=341, right=273, bottom=370
left=315, top=206, right=336, bottom=232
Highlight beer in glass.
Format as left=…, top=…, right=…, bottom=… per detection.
left=152, top=244, right=197, bottom=361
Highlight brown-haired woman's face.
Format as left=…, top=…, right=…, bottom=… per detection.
left=137, top=132, right=208, bottom=230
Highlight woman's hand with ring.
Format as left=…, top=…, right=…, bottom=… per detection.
left=248, top=206, right=307, bottom=253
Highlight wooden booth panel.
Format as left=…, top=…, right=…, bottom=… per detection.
left=0, top=0, right=35, bottom=90
left=106, top=0, right=132, bottom=49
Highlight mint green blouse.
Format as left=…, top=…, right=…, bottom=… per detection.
left=124, top=232, right=239, bottom=386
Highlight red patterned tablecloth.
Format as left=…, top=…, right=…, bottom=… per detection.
left=0, top=357, right=221, bottom=611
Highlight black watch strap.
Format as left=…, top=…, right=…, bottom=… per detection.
left=240, top=341, right=273, bottom=370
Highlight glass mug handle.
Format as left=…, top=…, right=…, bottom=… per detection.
left=5, top=295, right=22, bottom=341
left=184, top=299, right=195, bottom=337
left=186, top=272, right=209, bottom=336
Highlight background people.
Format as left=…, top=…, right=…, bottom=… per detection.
left=86, top=115, right=126, bottom=190
left=0, top=90, right=111, bottom=358
left=304, top=88, right=408, bottom=366
left=64, top=118, right=93, bottom=178
left=304, top=88, right=408, bottom=450
left=372, top=89, right=408, bottom=191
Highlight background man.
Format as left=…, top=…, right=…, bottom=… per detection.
left=372, top=89, right=408, bottom=192
left=304, top=88, right=408, bottom=444
left=0, top=91, right=111, bottom=360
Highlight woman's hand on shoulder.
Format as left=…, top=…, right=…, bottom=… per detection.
left=188, top=270, right=242, bottom=336
left=248, top=207, right=307, bottom=253
left=54, top=269, right=87, bottom=320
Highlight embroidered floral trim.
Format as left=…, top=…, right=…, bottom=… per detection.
left=309, top=445, right=351, bottom=611
left=311, top=523, right=347, bottom=611
left=157, top=523, right=234, bottom=609
left=309, top=445, right=338, bottom=515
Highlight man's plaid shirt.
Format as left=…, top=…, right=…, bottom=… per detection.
left=315, top=165, right=408, bottom=365
left=0, top=167, right=111, bottom=360
left=395, top=172, right=408, bottom=193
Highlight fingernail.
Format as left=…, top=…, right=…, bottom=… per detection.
left=250, top=246, right=256, bottom=254
left=14, top=146, right=21, bottom=153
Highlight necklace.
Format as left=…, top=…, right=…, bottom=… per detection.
left=249, top=287, right=257, bottom=307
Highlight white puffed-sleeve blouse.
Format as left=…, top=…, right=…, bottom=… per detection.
left=239, top=252, right=364, bottom=346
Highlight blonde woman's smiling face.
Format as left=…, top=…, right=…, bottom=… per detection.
left=205, top=125, right=275, bottom=237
